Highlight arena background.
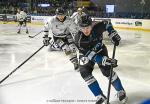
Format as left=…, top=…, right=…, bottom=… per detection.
left=0, top=0, right=150, bottom=104
left=0, top=0, right=150, bottom=31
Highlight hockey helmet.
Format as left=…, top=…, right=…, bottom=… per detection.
left=79, top=14, right=92, bottom=27
left=55, top=7, right=65, bottom=15
left=77, top=8, right=82, bottom=11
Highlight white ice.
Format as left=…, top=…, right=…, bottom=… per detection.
left=0, top=23, right=150, bottom=104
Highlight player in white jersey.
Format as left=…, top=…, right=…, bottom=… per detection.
left=16, top=8, right=29, bottom=34
left=49, top=7, right=85, bottom=51
left=43, top=7, right=79, bottom=71
left=71, top=8, right=86, bottom=25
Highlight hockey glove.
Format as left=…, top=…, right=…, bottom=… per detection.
left=69, top=43, right=77, bottom=53
left=55, top=39, right=72, bottom=55
left=64, top=49, right=72, bottom=55
left=62, top=45, right=72, bottom=55
left=109, top=30, right=121, bottom=46
left=79, top=54, right=89, bottom=65
left=43, top=35, right=51, bottom=46
left=102, top=56, right=118, bottom=68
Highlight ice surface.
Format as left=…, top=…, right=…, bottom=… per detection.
left=0, top=23, right=150, bottom=104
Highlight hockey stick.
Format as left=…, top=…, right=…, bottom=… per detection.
left=0, top=45, right=45, bottom=85
left=107, top=44, right=116, bottom=104
left=28, top=30, right=43, bottom=38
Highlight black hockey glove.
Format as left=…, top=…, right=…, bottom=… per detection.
left=109, top=30, right=121, bottom=46
left=102, top=56, right=118, bottom=68
left=43, top=35, right=51, bottom=46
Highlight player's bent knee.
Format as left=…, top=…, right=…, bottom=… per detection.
left=80, top=67, right=92, bottom=80
left=101, top=66, right=118, bottom=83
left=109, top=71, right=118, bottom=83
left=101, top=66, right=111, bottom=77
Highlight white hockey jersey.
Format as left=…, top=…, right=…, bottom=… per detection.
left=70, top=12, right=86, bottom=24
left=16, top=11, right=27, bottom=21
left=44, top=16, right=79, bottom=38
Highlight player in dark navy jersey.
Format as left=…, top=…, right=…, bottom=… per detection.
left=74, top=14, right=128, bottom=104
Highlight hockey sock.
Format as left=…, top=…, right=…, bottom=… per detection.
left=25, top=25, right=28, bottom=32
left=87, top=76, right=103, bottom=96
left=18, top=25, right=21, bottom=32
left=112, top=77, right=124, bottom=91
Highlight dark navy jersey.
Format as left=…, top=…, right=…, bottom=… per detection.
left=75, top=21, right=114, bottom=55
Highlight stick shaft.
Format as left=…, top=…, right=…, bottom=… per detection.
left=0, top=45, right=45, bottom=84
left=107, top=45, right=116, bottom=104
left=29, top=30, right=43, bottom=38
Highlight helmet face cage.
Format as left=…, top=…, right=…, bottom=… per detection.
left=79, top=15, right=92, bottom=27
left=55, top=8, right=65, bottom=15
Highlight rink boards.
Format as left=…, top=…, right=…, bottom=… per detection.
left=0, top=14, right=150, bottom=31
left=30, top=16, right=150, bottom=31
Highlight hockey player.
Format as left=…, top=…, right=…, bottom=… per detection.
left=75, top=14, right=128, bottom=104
left=71, top=7, right=86, bottom=25
left=49, top=7, right=85, bottom=51
left=16, top=8, right=29, bottom=34
left=43, top=7, right=79, bottom=71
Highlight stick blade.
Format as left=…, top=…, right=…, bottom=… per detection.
left=28, top=36, right=34, bottom=38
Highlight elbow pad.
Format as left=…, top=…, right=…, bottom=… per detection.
left=86, top=51, right=103, bottom=63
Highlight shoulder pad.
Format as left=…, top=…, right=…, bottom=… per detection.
left=73, top=12, right=78, bottom=15
left=92, top=21, right=106, bottom=35
left=93, top=21, right=105, bottom=30
left=44, top=16, right=55, bottom=25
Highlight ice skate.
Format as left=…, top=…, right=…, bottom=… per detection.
left=96, top=95, right=107, bottom=104
left=117, top=90, right=128, bottom=104
left=26, top=30, right=29, bottom=34
left=17, top=30, right=20, bottom=34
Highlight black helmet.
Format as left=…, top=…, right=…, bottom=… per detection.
left=79, top=14, right=92, bottom=27
left=55, top=7, right=65, bottom=15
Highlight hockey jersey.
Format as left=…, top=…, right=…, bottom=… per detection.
left=75, top=21, right=114, bottom=55
left=16, top=11, right=27, bottom=21
left=44, top=16, right=79, bottom=38
left=71, top=12, right=86, bottom=24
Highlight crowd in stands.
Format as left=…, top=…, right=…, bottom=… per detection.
left=0, top=1, right=150, bottom=19
left=0, top=2, right=17, bottom=14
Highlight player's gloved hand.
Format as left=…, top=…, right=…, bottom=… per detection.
left=64, top=49, right=72, bottom=55
left=43, top=35, right=51, bottom=46
left=102, top=56, right=118, bottom=68
left=109, top=30, right=121, bottom=46
left=79, top=54, right=89, bottom=65
left=62, top=45, right=72, bottom=55
left=69, top=43, right=77, bottom=53
left=55, top=39, right=71, bottom=55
